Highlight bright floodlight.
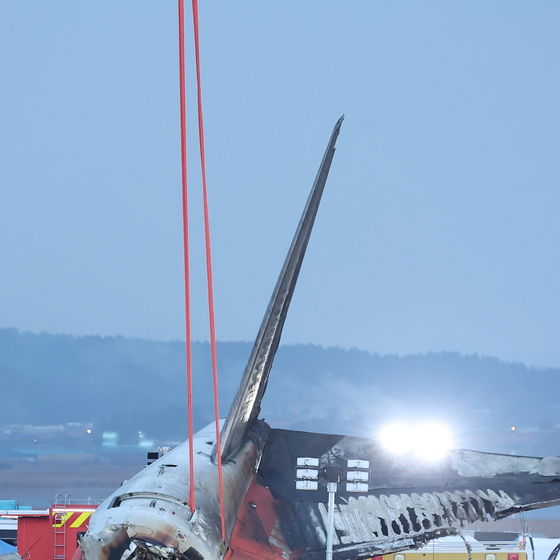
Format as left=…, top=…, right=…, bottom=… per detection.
left=413, top=422, right=453, bottom=461
left=379, top=422, right=453, bottom=462
left=378, top=423, right=411, bottom=455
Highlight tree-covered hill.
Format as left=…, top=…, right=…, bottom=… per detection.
left=2, top=328, right=559, bottom=456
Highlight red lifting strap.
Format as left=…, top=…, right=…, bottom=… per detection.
left=177, top=0, right=227, bottom=540
left=177, top=0, right=196, bottom=512
left=191, top=0, right=227, bottom=541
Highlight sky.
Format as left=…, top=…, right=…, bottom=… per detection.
left=1, top=2, right=559, bottom=368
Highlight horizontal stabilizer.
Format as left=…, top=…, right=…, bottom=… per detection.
left=250, top=428, right=560, bottom=560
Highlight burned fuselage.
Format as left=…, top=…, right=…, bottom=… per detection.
left=79, top=422, right=268, bottom=560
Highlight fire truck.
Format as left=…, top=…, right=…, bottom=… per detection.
left=1, top=503, right=96, bottom=560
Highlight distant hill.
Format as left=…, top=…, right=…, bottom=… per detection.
left=2, top=328, right=559, bottom=456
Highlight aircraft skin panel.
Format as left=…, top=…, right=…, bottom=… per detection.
left=216, top=117, right=344, bottom=462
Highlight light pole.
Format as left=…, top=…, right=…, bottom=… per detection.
left=296, top=458, right=370, bottom=560
left=324, top=466, right=340, bottom=560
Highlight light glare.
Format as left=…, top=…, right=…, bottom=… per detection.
left=378, top=422, right=453, bottom=462
left=414, top=423, right=452, bottom=461
left=379, top=423, right=411, bottom=455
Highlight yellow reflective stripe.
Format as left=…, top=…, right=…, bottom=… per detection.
left=70, top=512, right=92, bottom=528
left=52, top=512, right=72, bottom=527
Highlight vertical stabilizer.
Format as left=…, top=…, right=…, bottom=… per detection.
left=215, top=117, right=344, bottom=462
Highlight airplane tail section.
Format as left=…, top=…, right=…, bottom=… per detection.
left=229, top=429, right=560, bottom=560
left=214, top=117, right=344, bottom=462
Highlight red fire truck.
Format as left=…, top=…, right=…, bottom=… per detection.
left=10, top=503, right=96, bottom=560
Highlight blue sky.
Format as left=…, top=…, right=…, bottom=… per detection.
left=1, top=2, right=559, bottom=367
